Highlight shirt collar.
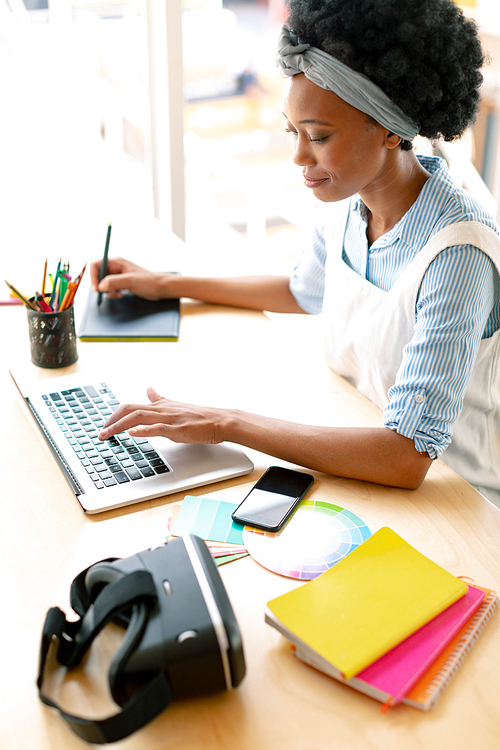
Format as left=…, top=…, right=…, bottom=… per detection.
left=349, top=155, right=451, bottom=249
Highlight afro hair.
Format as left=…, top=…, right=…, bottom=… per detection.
left=286, top=0, right=485, bottom=145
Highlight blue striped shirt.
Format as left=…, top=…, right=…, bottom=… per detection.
left=290, top=155, right=500, bottom=458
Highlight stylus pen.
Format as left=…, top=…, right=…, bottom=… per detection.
left=97, top=222, right=112, bottom=307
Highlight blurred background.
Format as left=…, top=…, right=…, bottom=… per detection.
left=2, top=0, right=500, bottom=297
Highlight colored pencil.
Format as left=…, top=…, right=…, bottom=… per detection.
left=41, top=258, right=48, bottom=298
left=4, top=280, right=38, bottom=310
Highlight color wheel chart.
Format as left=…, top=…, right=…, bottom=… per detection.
left=242, top=499, right=371, bottom=580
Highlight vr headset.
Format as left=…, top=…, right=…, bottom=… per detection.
left=37, top=535, right=246, bottom=744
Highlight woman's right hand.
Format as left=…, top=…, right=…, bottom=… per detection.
left=90, top=256, right=175, bottom=301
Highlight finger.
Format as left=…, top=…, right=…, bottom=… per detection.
left=128, top=423, right=173, bottom=439
left=105, top=396, right=168, bottom=426
left=101, top=290, right=124, bottom=300
left=98, top=405, right=171, bottom=440
left=97, top=273, right=129, bottom=293
left=99, top=400, right=147, bottom=430
left=97, top=276, right=134, bottom=302
left=147, top=386, right=163, bottom=404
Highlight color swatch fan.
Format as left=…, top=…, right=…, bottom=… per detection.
left=243, top=499, right=370, bottom=580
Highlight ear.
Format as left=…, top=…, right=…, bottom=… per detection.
left=385, top=131, right=403, bottom=149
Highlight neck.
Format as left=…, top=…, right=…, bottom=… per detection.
left=360, top=151, right=430, bottom=245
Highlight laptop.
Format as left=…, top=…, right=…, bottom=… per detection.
left=10, top=370, right=254, bottom=514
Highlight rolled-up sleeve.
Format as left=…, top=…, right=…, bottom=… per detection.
left=289, top=224, right=327, bottom=314
left=384, top=244, right=497, bottom=458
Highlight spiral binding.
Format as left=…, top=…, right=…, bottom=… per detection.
left=416, top=591, right=499, bottom=710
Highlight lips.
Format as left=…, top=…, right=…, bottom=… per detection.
left=303, top=173, right=329, bottom=188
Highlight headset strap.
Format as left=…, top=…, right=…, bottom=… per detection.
left=37, top=570, right=172, bottom=744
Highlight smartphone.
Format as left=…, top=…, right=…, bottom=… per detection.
left=231, top=466, right=314, bottom=532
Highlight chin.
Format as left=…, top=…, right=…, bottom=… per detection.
left=313, top=190, right=350, bottom=203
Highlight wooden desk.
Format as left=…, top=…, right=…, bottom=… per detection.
left=1, top=300, right=500, bottom=750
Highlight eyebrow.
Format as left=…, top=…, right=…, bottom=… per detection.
left=282, top=113, right=333, bottom=126
left=299, top=119, right=333, bottom=125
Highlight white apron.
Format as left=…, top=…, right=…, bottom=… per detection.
left=322, top=200, right=500, bottom=505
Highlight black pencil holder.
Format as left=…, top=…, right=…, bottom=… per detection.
left=27, top=299, right=78, bottom=368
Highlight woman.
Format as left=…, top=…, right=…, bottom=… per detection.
left=92, top=0, right=500, bottom=505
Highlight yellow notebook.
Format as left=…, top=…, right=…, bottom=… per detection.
left=266, top=527, right=467, bottom=679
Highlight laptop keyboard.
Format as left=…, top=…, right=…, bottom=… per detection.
left=41, top=382, right=171, bottom=489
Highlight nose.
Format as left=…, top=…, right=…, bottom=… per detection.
left=292, top=134, right=316, bottom=167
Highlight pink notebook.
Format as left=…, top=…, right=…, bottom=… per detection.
left=357, top=584, right=485, bottom=706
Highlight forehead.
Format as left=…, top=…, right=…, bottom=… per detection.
left=282, top=73, right=367, bottom=126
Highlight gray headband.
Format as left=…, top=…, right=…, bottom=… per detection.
left=276, top=25, right=419, bottom=142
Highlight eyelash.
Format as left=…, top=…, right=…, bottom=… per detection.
left=285, top=129, right=327, bottom=144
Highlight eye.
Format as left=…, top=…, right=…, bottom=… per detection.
left=309, top=136, right=328, bottom=144
left=285, top=128, right=298, bottom=137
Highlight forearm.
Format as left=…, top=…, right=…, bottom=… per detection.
left=160, top=274, right=306, bottom=314
left=99, top=391, right=432, bottom=490
left=92, top=256, right=304, bottom=313
left=222, top=411, right=432, bottom=489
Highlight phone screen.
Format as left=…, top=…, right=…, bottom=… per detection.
left=232, top=466, right=314, bottom=532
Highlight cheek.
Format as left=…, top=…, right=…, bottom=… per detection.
left=343, top=142, right=382, bottom=180
left=324, top=149, right=364, bottom=182
left=320, top=145, right=347, bottom=173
